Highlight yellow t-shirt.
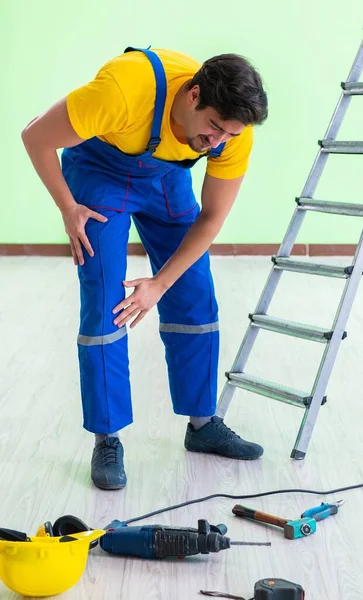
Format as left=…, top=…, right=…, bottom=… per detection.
left=66, top=48, right=253, bottom=180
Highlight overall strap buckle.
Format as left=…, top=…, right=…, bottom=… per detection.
left=145, top=137, right=162, bottom=152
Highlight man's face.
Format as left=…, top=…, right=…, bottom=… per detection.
left=184, top=85, right=245, bottom=153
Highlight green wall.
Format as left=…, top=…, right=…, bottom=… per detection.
left=2, top=1, right=363, bottom=245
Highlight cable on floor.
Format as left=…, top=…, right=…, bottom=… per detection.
left=123, top=482, right=363, bottom=525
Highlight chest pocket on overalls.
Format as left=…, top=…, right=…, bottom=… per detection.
left=160, top=168, right=198, bottom=219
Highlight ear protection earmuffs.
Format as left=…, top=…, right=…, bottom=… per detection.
left=36, top=515, right=98, bottom=548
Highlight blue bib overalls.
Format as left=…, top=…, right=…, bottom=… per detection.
left=61, top=48, right=226, bottom=434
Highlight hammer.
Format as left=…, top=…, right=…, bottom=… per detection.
left=232, top=505, right=316, bottom=540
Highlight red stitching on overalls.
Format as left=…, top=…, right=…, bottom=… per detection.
left=89, top=206, right=125, bottom=212
left=89, top=171, right=131, bottom=213
left=161, top=178, right=197, bottom=218
left=121, top=171, right=131, bottom=211
left=138, top=160, right=158, bottom=169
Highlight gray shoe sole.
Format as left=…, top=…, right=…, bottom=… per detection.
left=185, top=445, right=263, bottom=460
left=91, top=477, right=127, bottom=491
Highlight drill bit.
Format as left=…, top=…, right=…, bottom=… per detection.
left=200, top=592, right=247, bottom=599
left=230, top=540, right=271, bottom=547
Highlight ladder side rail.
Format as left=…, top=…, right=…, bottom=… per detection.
left=292, top=230, right=363, bottom=457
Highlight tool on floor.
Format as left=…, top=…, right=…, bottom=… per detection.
left=216, top=39, right=363, bottom=460
left=200, top=578, right=305, bottom=599
left=232, top=505, right=316, bottom=540
left=0, top=529, right=105, bottom=597
left=232, top=498, right=344, bottom=540
left=0, top=489, right=345, bottom=596
left=100, top=518, right=271, bottom=559
left=301, top=499, right=344, bottom=520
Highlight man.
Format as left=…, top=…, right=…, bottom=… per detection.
left=22, top=46, right=268, bottom=491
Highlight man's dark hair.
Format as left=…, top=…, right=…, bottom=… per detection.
left=188, top=53, right=268, bottom=126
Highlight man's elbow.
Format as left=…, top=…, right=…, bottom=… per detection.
left=199, top=210, right=226, bottom=233
left=21, top=125, right=32, bottom=150
left=21, top=117, right=39, bottom=148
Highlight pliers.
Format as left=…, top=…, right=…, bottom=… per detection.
left=301, top=499, right=344, bottom=522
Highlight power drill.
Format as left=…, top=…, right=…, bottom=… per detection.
left=100, top=519, right=259, bottom=559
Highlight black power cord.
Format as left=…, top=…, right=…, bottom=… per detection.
left=123, top=482, right=363, bottom=525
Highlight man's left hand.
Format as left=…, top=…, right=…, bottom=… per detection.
left=113, top=278, right=167, bottom=329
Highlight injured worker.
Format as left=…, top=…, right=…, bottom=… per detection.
left=21, top=46, right=268, bottom=490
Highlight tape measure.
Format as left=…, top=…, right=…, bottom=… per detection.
left=201, top=578, right=305, bottom=599
left=255, top=579, right=305, bottom=599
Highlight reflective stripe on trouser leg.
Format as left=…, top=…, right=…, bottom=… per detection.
left=76, top=209, right=133, bottom=434
left=132, top=211, right=219, bottom=416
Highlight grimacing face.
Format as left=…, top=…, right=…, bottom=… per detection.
left=184, top=85, right=245, bottom=153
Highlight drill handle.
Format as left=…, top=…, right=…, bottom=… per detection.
left=232, top=505, right=288, bottom=529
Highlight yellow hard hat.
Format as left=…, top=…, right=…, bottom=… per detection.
left=0, top=529, right=105, bottom=597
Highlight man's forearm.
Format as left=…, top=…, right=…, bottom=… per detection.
left=153, top=213, right=222, bottom=291
left=21, top=101, right=85, bottom=214
left=22, top=139, right=76, bottom=213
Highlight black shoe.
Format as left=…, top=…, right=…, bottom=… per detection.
left=91, top=437, right=127, bottom=490
left=184, top=416, right=264, bottom=460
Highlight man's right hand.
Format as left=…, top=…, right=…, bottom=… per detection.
left=21, top=98, right=109, bottom=267
left=62, top=204, right=108, bottom=266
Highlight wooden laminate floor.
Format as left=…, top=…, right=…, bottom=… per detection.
left=1, top=255, right=363, bottom=600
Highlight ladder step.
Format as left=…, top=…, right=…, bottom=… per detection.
left=225, top=372, right=327, bottom=408
left=249, top=314, right=347, bottom=343
left=341, top=81, right=363, bottom=95
left=296, top=197, right=363, bottom=216
left=272, top=256, right=353, bottom=278
left=319, top=140, right=363, bottom=153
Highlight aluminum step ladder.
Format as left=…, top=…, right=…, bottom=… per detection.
left=216, top=40, right=363, bottom=460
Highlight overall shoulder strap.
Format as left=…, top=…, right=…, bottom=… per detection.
left=208, top=142, right=226, bottom=158
left=124, top=46, right=167, bottom=153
